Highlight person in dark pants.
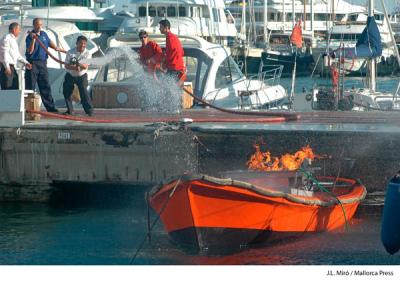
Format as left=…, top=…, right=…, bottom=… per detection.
left=62, top=35, right=93, bottom=116
left=0, top=22, right=32, bottom=90
left=25, top=18, right=65, bottom=112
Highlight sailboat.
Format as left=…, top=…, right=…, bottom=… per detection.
left=310, top=0, right=400, bottom=111
left=261, top=19, right=315, bottom=77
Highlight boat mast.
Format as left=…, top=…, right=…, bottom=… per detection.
left=303, top=0, right=306, bottom=30
left=310, top=0, right=313, bottom=39
left=283, top=0, right=286, bottom=33
left=369, top=0, right=376, bottom=92
left=146, top=2, right=150, bottom=28
left=264, top=0, right=268, bottom=43
left=292, top=0, right=295, bottom=28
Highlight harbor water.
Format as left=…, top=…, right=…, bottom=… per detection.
left=0, top=184, right=399, bottom=265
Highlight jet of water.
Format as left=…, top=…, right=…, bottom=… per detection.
left=82, top=46, right=182, bottom=113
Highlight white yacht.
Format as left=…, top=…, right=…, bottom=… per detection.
left=113, top=0, right=237, bottom=46
left=3, top=0, right=125, bottom=49
left=97, top=35, right=287, bottom=110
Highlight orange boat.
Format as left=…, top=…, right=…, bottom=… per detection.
left=149, top=171, right=367, bottom=252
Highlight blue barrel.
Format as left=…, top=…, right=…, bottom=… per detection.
left=381, top=175, right=400, bottom=255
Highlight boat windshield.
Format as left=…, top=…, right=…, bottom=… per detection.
left=215, top=56, right=243, bottom=89
left=96, top=56, right=135, bottom=83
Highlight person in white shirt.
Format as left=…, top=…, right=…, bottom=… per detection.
left=0, top=22, right=32, bottom=90
left=62, top=35, right=93, bottom=116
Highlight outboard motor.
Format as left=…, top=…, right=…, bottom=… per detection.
left=381, top=172, right=400, bottom=255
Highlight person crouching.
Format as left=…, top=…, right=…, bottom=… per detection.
left=62, top=35, right=93, bottom=116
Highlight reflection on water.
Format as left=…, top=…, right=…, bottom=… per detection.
left=1, top=186, right=399, bottom=265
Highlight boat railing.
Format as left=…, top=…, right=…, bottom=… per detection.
left=257, top=64, right=283, bottom=86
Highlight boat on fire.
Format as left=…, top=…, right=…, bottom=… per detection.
left=149, top=171, right=366, bottom=252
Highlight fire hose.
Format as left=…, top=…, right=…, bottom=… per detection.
left=181, top=87, right=300, bottom=121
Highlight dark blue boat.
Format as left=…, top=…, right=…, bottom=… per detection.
left=261, top=32, right=315, bottom=77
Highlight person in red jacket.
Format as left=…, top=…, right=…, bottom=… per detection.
left=330, top=62, right=339, bottom=91
left=138, top=30, right=163, bottom=79
left=158, top=19, right=186, bottom=85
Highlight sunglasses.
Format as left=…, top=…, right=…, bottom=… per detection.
left=139, top=36, right=147, bottom=39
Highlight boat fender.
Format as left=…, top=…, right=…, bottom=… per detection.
left=381, top=173, right=400, bottom=255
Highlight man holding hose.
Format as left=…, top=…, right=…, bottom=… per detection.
left=25, top=18, right=66, bottom=113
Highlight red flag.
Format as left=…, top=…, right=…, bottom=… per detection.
left=290, top=20, right=303, bottom=48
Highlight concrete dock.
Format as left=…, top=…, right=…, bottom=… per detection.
left=1, top=108, right=400, bottom=202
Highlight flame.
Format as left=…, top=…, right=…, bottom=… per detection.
left=247, top=144, right=316, bottom=171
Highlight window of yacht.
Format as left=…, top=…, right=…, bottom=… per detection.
left=149, top=6, right=156, bottom=17
left=183, top=48, right=212, bottom=98
left=335, top=14, right=345, bottom=21
left=255, top=11, right=263, bottom=22
left=348, top=14, right=358, bottom=22
left=315, top=14, right=327, bottom=21
left=185, top=56, right=199, bottom=87
left=178, top=7, right=186, bottom=17
left=374, top=14, right=384, bottom=21
left=191, top=7, right=201, bottom=17
left=158, top=7, right=166, bottom=17
left=167, top=7, right=176, bottom=17
left=215, top=57, right=243, bottom=89
left=212, top=8, right=221, bottom=22
left=32, top=0, right=90, bottom=6
left=138, top=6, right=146, bottom=17
left=330, top=34, right=360, bottom=41
left=202, top=7, right=210, bottom=18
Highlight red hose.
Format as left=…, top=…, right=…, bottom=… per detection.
left=182, top=87, right=300, bottom=121
left=26, top=110, right=289, bottom=123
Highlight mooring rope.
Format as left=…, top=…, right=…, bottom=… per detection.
left=129, top=177, right=182, bottom=265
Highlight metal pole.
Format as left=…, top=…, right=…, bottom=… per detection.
left=369, top=0, right=376, bottom=92
left=263, top=0, right=268, bottom=44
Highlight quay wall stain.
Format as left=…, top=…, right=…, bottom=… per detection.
left=0, top=127, right=198, bottom=201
